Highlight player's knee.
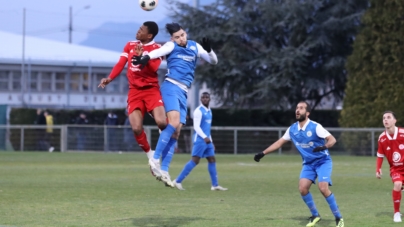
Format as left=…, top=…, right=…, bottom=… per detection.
left=298, top=186, right=309, bottom=195
left=131, top=125, right=143, bottom=135
left=318, top=182, right=330, bottom=195
left=192, top=157, right=200, bottom=165
left=393, top=181, right=403, bottom=191
left=155, top=120, right=167, bottom=130
left=206, top=156, right=216, bottom=163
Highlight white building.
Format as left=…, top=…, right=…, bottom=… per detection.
left=0, top=31, right=213, bottom=112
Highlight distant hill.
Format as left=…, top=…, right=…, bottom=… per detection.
left=80, top=19, right=172, bottom=52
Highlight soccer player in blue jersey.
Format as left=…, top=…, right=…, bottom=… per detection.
left=132, top=23, right=218, bottom=187
left=253, top=101, right=344, bottom=227
left=172, top=92, right=227, bottom=191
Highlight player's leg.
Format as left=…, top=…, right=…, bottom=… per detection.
left=299, top=165, right=321, bottom=227
left=391, top=172, right=403, bottom=222
left=159, top=89, right=187, bottom=166
left=316, top=160, right=343, bottom=226
left=173, top=143, right=204, bottom=190
left=161, top=124, right=182, bottom=173
left=128, top=110, right=152, bottom=156
left=205, top=145, right=227, bottom=191
left=153, top=82, right=182, bottom=161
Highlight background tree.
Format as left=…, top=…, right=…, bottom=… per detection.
left=167, top=0, right=368, bottom=110
left=340, top=0, right=404, bottom=127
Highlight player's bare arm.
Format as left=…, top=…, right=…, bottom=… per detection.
left=324, top=134, right=336, bottom=149
left=254, top=138, right=288, bottom=162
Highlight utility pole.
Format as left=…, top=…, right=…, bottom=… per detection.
left=21, top=8, right=26, bottom=106
left=69, top=6, right=72, bottom=43
left=191, top=0, right=200, bottom=118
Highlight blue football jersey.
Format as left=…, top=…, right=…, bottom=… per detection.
left=284, top=120, right=331, bottom=164
left=193, top=105, right=212, bottom=143
left=166, top=40, right=199, bottom=87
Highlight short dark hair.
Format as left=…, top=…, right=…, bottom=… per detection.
left=298, top=101, right=311, bottom=112
left=143, top=21, right=159, bottom=39
left=165, top=22, right=182, bottom=36
left=383, top=110, right=396, bottom=119
left=202, top=92, right=210, bottom=96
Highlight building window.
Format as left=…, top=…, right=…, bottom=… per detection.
left=55, top=72, right=66, bottom=91
left=107, top=76, right=120, bottom=93
left=41, top=72, right=52, bottom=91
left=70, top=73, right=80, bottom=91
left=30, top=72, right=38, bottom=91
left=0, top=71, right=10, bottom=90
left=12, top=71, right=22, bottom=90
left=82, top=73, right=89, bottom=91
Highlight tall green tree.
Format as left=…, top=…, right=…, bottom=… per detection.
left=340, top=0, right=404, bottom=127
left=167, top=0, right=367, bottom=110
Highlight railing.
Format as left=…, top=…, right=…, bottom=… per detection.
left=0, top=125, right=384, bottom=156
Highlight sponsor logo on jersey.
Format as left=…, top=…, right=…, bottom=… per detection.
left=177, top=54, right=196, bottom=61
left=205, top=120, right=212, bottom=124
left=393, top=151, right=401, bottom=162
left=295, top=142, right=312, bottom=149
left=306, top=131, right=312, bottom=137
left=399, top=129, right=404, bottom=133
left=400, top=144, right=404, bottom=150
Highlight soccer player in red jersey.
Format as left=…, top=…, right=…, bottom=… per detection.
left=376, top=111, right=404, bottom=222
left=98, top=21, right=167, bottom=162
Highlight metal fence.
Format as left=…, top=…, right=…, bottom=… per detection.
left=0, top=125, right=384, bottom=156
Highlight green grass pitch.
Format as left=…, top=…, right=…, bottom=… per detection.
left=0, top=152, right=399, bottom=227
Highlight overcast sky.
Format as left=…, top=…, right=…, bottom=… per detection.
left=0, top=0, right=195, bottom=44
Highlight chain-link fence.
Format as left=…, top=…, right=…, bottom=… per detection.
left=0, top=125, right=383, bottom=156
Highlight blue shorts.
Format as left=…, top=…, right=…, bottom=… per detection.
left=160, top=80, right=188, bottom=124
left=191, top=142, right=215, bottom=158
left=300, top=159, right=333, bottom=186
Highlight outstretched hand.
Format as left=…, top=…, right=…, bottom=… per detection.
left=254, top=152, right=265, bottom=162
left=201, top=37, right=212, bottom=53
left=98, top=78, right=112, bottom=89
left=313, top=146, right=327, bottom=152
left=131, top=55, right=150, bottom=69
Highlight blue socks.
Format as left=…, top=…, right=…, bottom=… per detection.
left=302, top=192, right=319, bottom=217
left=176, top=160, right=197, bottom=183
left=161, top=139, right=176, bottom=172
left=208, top=162, right=218, bottom=187
left=326, top=193, right=342, bottom=218
left=153, top=124, right=176, bottom=159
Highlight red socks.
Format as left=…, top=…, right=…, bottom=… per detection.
left=393, top=190, right=402, bottom=213
left=134, top=130, right=150, bottom=153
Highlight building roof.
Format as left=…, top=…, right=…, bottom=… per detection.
left=0, top=30, right=166, bottom=68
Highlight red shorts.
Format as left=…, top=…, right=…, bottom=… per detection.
left=390, top=171, right=404, bottom=183
left=127, top=87, right=164, bottom=116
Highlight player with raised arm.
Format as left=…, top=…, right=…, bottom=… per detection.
left=132, top=22, right=218, bottom=187
left=254, top=101, right=344, bottom=227
left=376, top=111, right=404, bottom=223
left=98, top=21, right=167, bottom=166
left=172, top=92, right=227, bottom=191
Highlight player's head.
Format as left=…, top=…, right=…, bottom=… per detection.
left=383, top=110, right=396, bottom=129
left=296, top=101, right=311, bottom=122
left=166, top=23, right=187, bottom=47
left=200, top=92, right=210, bottom=107
left=136, top=21, right=159, bottom=42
